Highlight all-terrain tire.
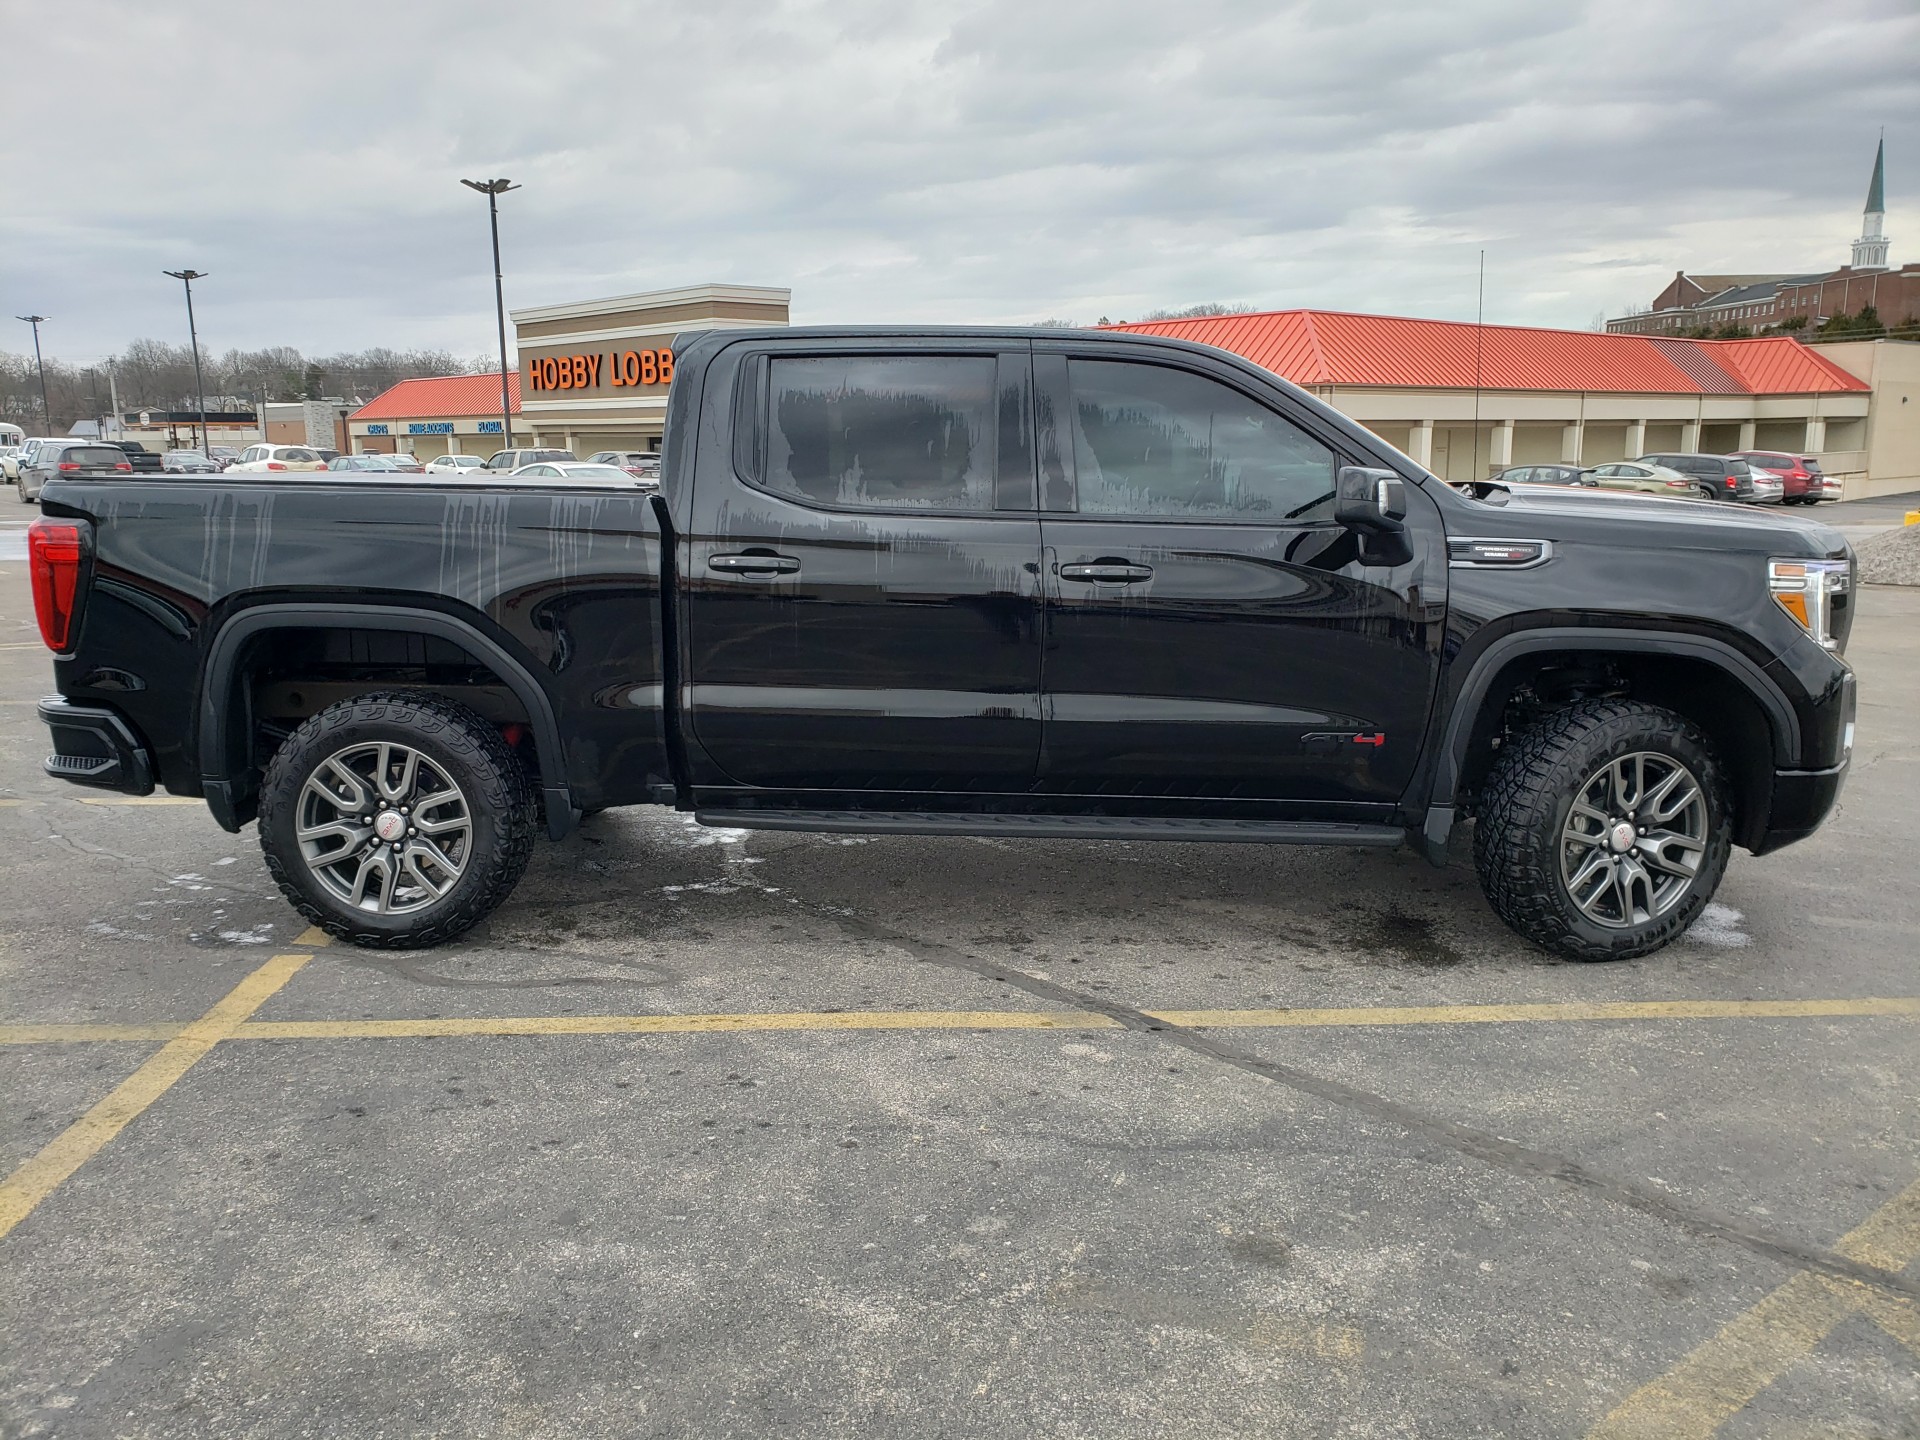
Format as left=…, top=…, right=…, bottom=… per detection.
left=1473, top=700, right=1732, bottom=962
left=258, top=690, right=537, bottom=948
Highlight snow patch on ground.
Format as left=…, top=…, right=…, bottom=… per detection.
left=1684, top=902, right=1751, bottom=948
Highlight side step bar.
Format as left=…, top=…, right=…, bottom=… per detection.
left=694, top=809, right=1403, bottom=847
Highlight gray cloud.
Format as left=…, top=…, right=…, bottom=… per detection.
left=3, top=0, right=1913, bottom=362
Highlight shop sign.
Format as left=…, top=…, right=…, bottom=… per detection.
left=525, top=347, right=675, bottom=393
left=478, top=420, right=503, bottom=433
left=365, top=423, right=390, bottom=435
left=407, top=422, right=455, bottom=435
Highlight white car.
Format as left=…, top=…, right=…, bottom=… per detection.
left=228, top=444, right=328, bottom=473
left=424, top=455, right=489, bottom=475
left=510, top=461, right=648, bottom=486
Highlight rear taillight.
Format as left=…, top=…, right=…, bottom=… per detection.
left=57, top=462, right=80, bottom=472
left=1725, top=477, right=1737, bottom=487
left=28, top=520, right=85, bottom=652
left=266, top=461, right=286, bottom=471
left=115, top=462, right=132, bottom=472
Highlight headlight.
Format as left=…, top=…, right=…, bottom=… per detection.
left=1768, top=558, right=1849, bottom=648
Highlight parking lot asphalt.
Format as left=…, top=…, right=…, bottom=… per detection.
left=0, top=515, right=1916, bottom=1439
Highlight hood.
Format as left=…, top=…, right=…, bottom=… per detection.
left=1462, top=483, right=1850, bottom=561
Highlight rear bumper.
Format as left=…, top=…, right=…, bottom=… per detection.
left=38, top=697, right=155, bottom=795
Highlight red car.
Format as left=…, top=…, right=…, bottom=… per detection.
left=1733, top=451, right=1824, bottom=506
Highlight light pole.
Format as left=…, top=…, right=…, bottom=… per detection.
left=461, top=178, right=520, bottom=450
left=163, top=270, right=211, bottom=456
left=16, top=316, right=51, bottom=435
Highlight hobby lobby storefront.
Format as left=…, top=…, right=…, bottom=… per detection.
left=510, top=283, right=789, bottom=453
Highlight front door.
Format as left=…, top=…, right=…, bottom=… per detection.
left=1032, top=348, right=1444, bottom=809
left=685, top=343, right=1044, bottom=794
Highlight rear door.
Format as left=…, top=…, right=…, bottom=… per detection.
left=684, top=339, right=1044, bottom=793
left=1032, top=345, right=1444, bottom=808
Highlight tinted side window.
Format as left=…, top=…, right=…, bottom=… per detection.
left=764, top=355, right=996, bottom=511
left=1067, top=359, right=1336, bottom=522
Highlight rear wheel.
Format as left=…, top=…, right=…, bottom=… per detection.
left=1696, top=484, right=1719, bottom=502
left=258, top=691, right=536, bottom=948
left=1473, top=700, right=1732, bottom=961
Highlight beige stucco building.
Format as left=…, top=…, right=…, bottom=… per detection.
left=510, top=283, right=790, bottom=454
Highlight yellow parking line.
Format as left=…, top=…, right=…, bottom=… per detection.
left=1156, top=997, right=1920, bottom=1028
left=1586, top=1174, right=1920, bottom=1438
left=235, top=1009, right=1111, bottom=1040
left=0, top=953, right=311, bottom=1241
left=6, top=996, right=1918, bottom=1046
left=0, top=1023, right=184, bottom=1044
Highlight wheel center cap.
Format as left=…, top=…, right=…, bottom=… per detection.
left=1608, top=821, right=1636, bottom=854
left=374, top=810, right=407, bottom=842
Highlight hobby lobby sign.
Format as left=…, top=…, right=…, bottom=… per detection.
left=525, top=348, right=675, bottom=393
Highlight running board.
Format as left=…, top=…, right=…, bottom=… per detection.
left=694, top=809, right=1403, bottom=846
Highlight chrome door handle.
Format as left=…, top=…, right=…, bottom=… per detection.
left=1059, top=562, right=1153, bottom=583
left=709, top=552, right=801, bottom=575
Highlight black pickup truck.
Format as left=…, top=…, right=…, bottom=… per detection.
left=30, top=327, right=1855, bottom=959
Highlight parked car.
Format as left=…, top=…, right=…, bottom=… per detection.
left=105, top=440, right=165, bottom=474
left=588, top=450, right=662, bottom=479
left=423, top=455, right=489, bottom=475
left=10, top=439, right=59, bottom=491
left=511, top=461, right=648, bottom=485
left=314, top=449, right=342, bottom=465
left=1804, top=457, right=1844, bottom=501
left=1733, top=451, right=1824, bottom=505
left=1636, top=453, right=1770, bottom=503
left=483, top=448, right=574, bottom=472
left=162, top=450, right=221, bottom=474
left=17, top=441, right=131, bottom=501
left=326, top=455, right=412, bottom=473
left=1488, top=464, right=1595, bottom=488
left=1583, top=461, right=1697, bottom=498
left=384, top=453, right=425, bottom=473
left=208, top=445, right=242, bottom=470
left=33, top=324, right=1857, bottom=964
left=227, top=444, right=328, bottom=473
left=0, top=441, right=51, bottom=483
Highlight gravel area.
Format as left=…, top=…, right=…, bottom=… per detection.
left=1855, top=520, right=1920, bottom=586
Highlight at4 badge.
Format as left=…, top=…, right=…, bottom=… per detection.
left=1302, top=732, right=1386, bottom=754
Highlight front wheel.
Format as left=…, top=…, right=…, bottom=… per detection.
left=1473, top=700, right=1732, bottom=961
left=258, top=691, right=537, bottom=947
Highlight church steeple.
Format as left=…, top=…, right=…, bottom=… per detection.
left=1853, top=137, right=1889, bottom=270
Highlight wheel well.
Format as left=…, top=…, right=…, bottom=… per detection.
left=217, top=625, right=540, bottom=812
left=1458, top=651, right=1775, bottom=848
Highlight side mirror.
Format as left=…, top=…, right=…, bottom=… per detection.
left=1334, top=466, right=1413, bottom=566
left=1336, top=465, right=1406, bottom=527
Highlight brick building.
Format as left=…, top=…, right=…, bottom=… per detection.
left=1608, top=141, right=1915, bottom=336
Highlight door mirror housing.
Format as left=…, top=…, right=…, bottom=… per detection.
left=1333, top=466, right=1412, bottom=566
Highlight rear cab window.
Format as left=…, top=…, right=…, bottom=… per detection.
left=760, top=354, right=998, bottom=512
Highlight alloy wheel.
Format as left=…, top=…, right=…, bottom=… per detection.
left=296, top=740, right=472, bottom=914
left=1558, top=751, right=1709, bottom=929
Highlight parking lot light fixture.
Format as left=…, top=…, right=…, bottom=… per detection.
left=16, top=315, right=51, bottom=434
left=162, top=271, right=212, bottom=457
left=461, top=178, right=521, bottom=451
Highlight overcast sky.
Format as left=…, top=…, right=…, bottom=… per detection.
left=3, top=0, right=1913, bottom=364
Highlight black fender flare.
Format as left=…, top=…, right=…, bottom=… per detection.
left=1417, top=626, right=1800, bottom=861
left=197, top=602, right=576, bottom=838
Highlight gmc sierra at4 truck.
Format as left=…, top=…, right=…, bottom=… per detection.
left=30, top=327, right=1855, bottom=959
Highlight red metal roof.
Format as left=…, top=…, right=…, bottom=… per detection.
left=351, top=372, right=521, bottom=421
left=1105, top=310, right=1868, bottom=396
